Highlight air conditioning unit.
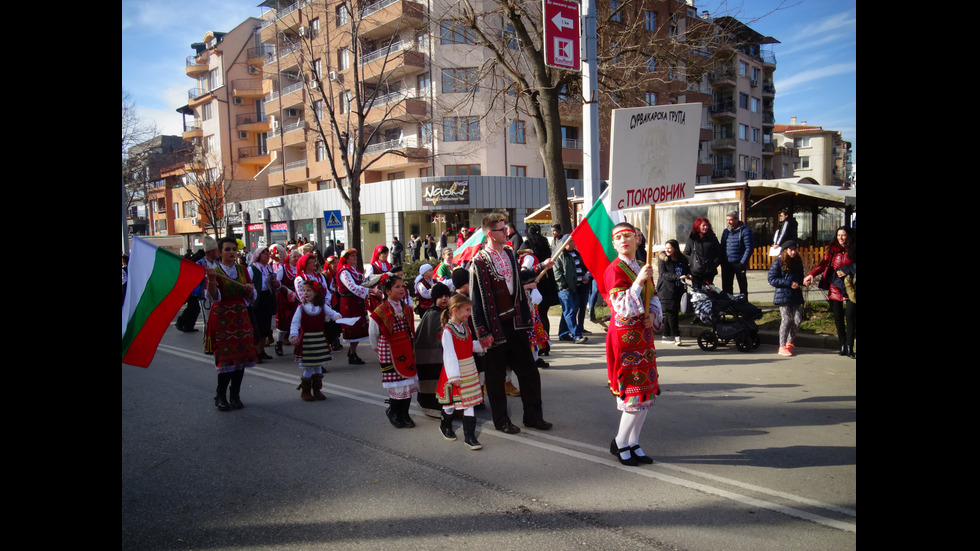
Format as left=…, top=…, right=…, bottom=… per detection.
left=190, top=216, right=199, bottom=226
left=258, top=208, right=270, bottom=221
left=298, top=26, right=307, bottom=36
left=328, top=71, right=339, bottom=82
left=233, top=97, right=244, bottom=104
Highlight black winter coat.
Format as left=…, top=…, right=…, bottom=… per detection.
left=656, top=252, right=691, bottom=312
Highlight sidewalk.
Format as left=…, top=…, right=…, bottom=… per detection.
left=556, top=270, right=841, bottom=350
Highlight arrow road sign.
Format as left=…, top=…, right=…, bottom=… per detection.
left=543, top=0, right=580, bottom=71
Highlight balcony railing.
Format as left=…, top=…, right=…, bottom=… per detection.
left=184, top=120, right=202, bottom=133
left=359, top=40, right=410, bottom=66
left=236, top=113, right=269, bottom=126
left=363, top=135, right=422, bottom=155
left=270, top=119, right=306, bottom=137
left=269, top=159, right=308, bottom=174
left=238, top=146, right=270, bottom=160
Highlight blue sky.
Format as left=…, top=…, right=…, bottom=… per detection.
left=122, top=0, right=856, bottom=159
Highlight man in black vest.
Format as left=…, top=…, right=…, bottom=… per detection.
left=469, top=213, right=554, bottom=434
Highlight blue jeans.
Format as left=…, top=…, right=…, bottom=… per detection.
left=558, top=286, right=589, bottom=339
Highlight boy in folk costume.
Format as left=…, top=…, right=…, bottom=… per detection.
left=369, top=274, right=419, bottom=428
left=603, top=222, right=663, bottom=466
left=289, top=279, right=343, bottom=401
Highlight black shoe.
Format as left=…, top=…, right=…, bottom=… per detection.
left=524, top=420, right=553, bottom=431
left=496, top=422, right=521, bottom=434
left=397, top=399, right=415, bottom=428
left=630, top=445, right=653, bottom=464
left=386, top=405, right=405, bottom=428
left=274, top=342, right=283, bottom=356
left=611, top=439, right=638, bottom=466
left=535, top=358, right=550, bottom=368
left=214, top=395, right=231, bottom=411
left=229, top=396, right=245, bottom=410
left=349, top=354, right=365, bottom=365
left=440, top=412, right=457, bottom=441
left=258, top=351, right=273, bottom=360
left=463, top=417, right=482, bottom=450
left=559, top=335, right=574, bottom=342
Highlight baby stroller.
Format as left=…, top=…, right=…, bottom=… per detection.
left=689, top=283, right=762, bottom=352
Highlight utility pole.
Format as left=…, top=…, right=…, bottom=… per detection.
left=581, top=0, right=600, bottom=211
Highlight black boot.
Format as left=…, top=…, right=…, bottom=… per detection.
left=214, top=373, right=232, bottom=411
left=386, top=399, right=405, bottom=428
left=228, top=369, right=245, bottom=409
left=440, top=411, right=457, bottom=441
left=463, top=416, right=482, bottom=450
left=398, top=398, right=415, bottom=428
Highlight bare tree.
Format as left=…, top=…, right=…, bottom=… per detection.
left=168, top=145, right=234, bottom=240
left=122, top=89, right=159, bottom=243
left=265, top=0, right=432, bottom=267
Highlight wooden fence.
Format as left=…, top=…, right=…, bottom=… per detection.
left=748, top=245, right=827, bottom=272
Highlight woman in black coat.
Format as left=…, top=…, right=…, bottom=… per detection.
left=683, top=217, right=721, bottom=289
left=656, top=239, right=691, bottom=345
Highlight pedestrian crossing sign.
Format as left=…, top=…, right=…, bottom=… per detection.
left=324, top=210, right=343, bottom=229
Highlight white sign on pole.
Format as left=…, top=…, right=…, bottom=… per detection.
left=608, top=103, right=701, bottom=211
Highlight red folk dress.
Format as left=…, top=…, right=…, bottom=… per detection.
left=210, top=263, right=258, bottom=373
left=603, top=257, right=663, bottom=411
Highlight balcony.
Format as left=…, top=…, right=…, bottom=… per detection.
left=185, top=55, right=208, bottom=77
left=238, top=146, right=271, bottom=166
left=236, top=113, right=270, bottom=133
left=187, top=87, right=214, bottom=108
left=269, top=119, right=307, bottom=150
left=709, top=100, right=735, bottom=120
left=247, top=45, right=275, bottom=67
left=359, top=0, right=426, bottom=40
left=362, top=135, right=430, bottom=169
left=268, top=159, right=309, bottom=185
left=265, top=79, right=305, bottom=112
left=358, top=41, right=426, bottom=84
left=364, top=90, right=427, bottom=127
left=182, top=120, right=203, bottom=141
left=711, top=135, right=736, bottom=150
left=231, top=79, right=267, bottom=100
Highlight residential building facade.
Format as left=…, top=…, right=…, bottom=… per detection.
left=774, top=117, right=853, bottom=188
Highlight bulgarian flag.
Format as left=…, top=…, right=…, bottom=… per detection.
left=568, top=188, right=625, bottom=297
left=452, top=228, right=486, bottom=264
left=122, top=236, right=206, bottom=368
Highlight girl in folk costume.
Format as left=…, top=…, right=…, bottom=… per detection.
left=273, top=248, right=301, bottom=356
left=414, top=264, right=435, bottom=316
left=434, top=248, right=456, bottom=290
left=205, top=236, right=258, bottom=412
left=248, top=246, right=278, bottom=362
left=337, top=249, right=383, bottom=365
left=603, top=222, right=663, bottom=467
left=369, top=275, right=419, bottom=428
left=413, top=282, right=453, bottom=419
left=437, top=294, right=485, bottom=450
left=289, top=279, right=343, bottom=401
left=364, top=244, right=393, bottom=314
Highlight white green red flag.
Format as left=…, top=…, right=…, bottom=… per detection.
left=122, top=236, right=206, bottom=368
left=569, top=188, right=626, bottom=297
left=452, top=228, right=486, bottom=264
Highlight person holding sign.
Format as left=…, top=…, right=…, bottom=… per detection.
left=603, top=222, right=662, bottom=466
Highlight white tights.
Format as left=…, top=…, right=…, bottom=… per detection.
left=443, top=406, right=475, bottom=417
left=615, top=409, right=649, bottom=459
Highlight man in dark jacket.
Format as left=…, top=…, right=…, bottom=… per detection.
left=553, top=239, right=590, bottom=344
left=720, top=211, right=753, bottom=297
left=391, top=236, right=404, bottom=264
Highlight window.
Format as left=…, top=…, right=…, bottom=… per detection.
left=316, top=140, right=326, bottom=162
left=445, top=164, right=480, bottom=176
left=561, top=125, right=578, bottom=148
left=336, top=5, right=348, bottom=26
left=443, top=117, right=480, bottom=141
left=313, top=58, right=322, bottom=80
left=417, top=73, right=430, bottom=96
left=646, top=56, right=656, bottom=72
left=419, top=122, right=432, bottom=144
left=201, top=102, right=213, bottom=121
left=739, top=93, right=749, bottom=109
left=738, top=61, right=748, bottom=76
left=794, top=136, right=811, bottom=148
left=751, top=127, right=760, bottom=143
left=645, top=92, right=657, bottom=106
left=738, top=124, right=747, bottom=140
left=505, top=25, right=520, bottom=49
left=442, top=68, right=479, bottom=93
left=645, top=10, right=657, bottom=31
left=750, top=97, right=760, bottom=113
left=510, top=120, right=526, bottom=144
left=183, top=201, right=197, bottom=218
left=338, top=48, right=349, bottom=70
left=510, top=165, right=526, bottom=177
left=419, top=167, right=432, bottom=177
left=310, top=18, right=320, bottom=39
left=610, top=0, right=621, bottom=22
left=795, top=157, right=810, bottom=170
left=314, top=99, right=325, bottom=121
left=439, top=20, right=476, bottom=45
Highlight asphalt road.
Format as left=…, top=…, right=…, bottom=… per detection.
left=122, top=311, right=856, bottom=551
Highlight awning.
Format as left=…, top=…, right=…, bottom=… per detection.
left=524, top=203, right=553, bottom=224
left=745, top=178, right=856, bottom=209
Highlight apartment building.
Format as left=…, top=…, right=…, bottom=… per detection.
left=774, top=118, right=852, bottom=188
left=174, top=17, right=273, bottom=247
